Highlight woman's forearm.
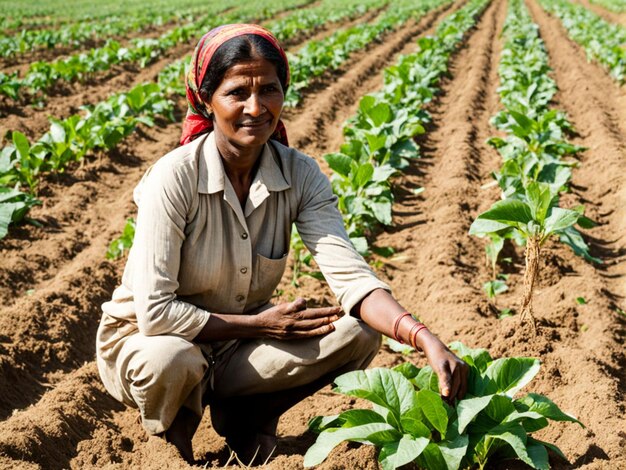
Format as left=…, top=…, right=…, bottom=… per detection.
left=354, top=288, right=437, bottom=349
left=193, top=299, right=341, bottom=342
left=355, top=288, right=468, bottom=400
left=193, top=313, right=261, bottom=342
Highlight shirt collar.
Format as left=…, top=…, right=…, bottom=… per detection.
left=197, top=132, right=290, bottom=195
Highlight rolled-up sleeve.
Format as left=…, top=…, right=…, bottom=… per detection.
left=131, top=160, right=210, bottom=339
left=294, top=158, right=391, bottom=315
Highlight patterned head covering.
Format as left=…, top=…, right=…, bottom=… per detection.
left=180, top=24, right=290, bottom=146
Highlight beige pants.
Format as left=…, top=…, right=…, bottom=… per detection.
left=96, top=315, right=381, bottom=434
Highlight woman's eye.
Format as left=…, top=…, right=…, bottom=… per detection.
left=227, top=88, right=244, bottom=96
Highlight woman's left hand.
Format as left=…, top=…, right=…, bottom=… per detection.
left=416, top=331, right=469, bottom=402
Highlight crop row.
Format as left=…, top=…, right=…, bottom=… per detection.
left=539, top=0, right=626, bottom=84
left=0, top=0, right=246, bottom=24
left=0, top=4, right=227, bottom=59
left=469, top=0, right=597, bottom=326
left=291, top=0, right=489, bottom=280
left=265, top=0, right=383, bottom=44
left=590, top=0, right=626, bottom=13
left=285, top=0, right=432, bottom=106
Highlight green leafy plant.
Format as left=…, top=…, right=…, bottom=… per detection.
left=305, top=342, right=582, bottom=470
left=470, top=182, right=595, bottom=326
left=106, top=218, right=136, bottom=259
left=471, top=0, right=599, bottom=326
left=539, top=0, right=626, bottom=84
left=483, top=274, right=508, bottom=301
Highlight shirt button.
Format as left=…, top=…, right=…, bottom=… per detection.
left=241, top=232, right=248, bottom=239
left=240, top=267, right=248, bottom=274
left=235, top=295, right=245, bottom=302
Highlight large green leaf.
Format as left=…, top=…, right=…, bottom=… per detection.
left=304, top=422, right=399, bottom=467
left=354, top=163, right=374, bottom=189
left=485, top=422, right=534, bottom=467
left=526, top=440, right=550, bottom=470
left=543, top=207, right=579, bottom=236
left=367, top=102, right=392, bottom=127
left=449, top=341, right=492, bottom=372
left=417, top=442, right=448, bottom=470
left=12, top=131, right=30, bottom=161
left=413, top=366, right=439, bottom=393
left=309, top=409, right=386, bottom=434
left=515, top=393, right=584, bottom=427
left=528, top=436, right=568, bottom=461
left=0, top=202, right=17, bottom=239
left=417, top=389, right=448, bottom=438
left=484, top=358, right=540, bottom=397
left=369, top=200, right=392, bottom=225
left=484, top=394, right=516, bottom=423
left=469, top=217, right=512, bottom=235
left=525, top=182, right=553, bottom=224
left=457, top=394, right=495, bottom=433
left=438, top=431, right=470, bottom=470
left=333, top=369, right=418, bottom=420
left=476, top=199, right=533, bottom=225
left=379, top=434, right=429, bottom=470
left=393, top=363, right=420, bottom=380
left=325, top=153, right=353, bottom=178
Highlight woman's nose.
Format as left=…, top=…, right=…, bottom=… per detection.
left=244, top=94, right=266, bottom=117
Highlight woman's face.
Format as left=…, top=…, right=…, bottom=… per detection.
left=206, top=58, right=284, bottom=151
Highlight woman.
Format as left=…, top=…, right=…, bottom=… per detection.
left=96, top=24, right=468, bottom=464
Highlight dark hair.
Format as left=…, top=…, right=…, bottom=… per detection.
left=199, top=34, right=289, bottom=103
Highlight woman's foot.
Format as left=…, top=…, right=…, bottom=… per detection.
left=163, top=407, right=201, bottom=463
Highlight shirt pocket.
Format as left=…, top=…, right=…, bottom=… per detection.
left=249, top=253, right=289, bottom=305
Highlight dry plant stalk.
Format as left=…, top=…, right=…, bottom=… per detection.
left=519, top=235, right=540, bottom=331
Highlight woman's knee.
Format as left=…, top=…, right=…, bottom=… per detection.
left=125, top=335, right=207, bottom=387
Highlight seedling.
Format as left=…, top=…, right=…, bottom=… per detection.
left=470, top=182, right=592, bottom=328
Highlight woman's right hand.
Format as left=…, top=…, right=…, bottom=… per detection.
left=255, top=298, right=342, bottom=340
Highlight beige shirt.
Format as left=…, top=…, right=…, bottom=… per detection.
left=97, top=132, right=390, bottom=360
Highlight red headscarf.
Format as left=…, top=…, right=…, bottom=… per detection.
left=180, top=24, right=290, bottom=146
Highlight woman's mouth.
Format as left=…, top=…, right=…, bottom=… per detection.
left=238, top=119, right=270, bottom=129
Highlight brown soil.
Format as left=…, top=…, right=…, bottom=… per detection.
left=0, top=0, right=625, bottom=468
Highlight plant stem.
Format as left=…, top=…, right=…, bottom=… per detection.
left=519, top=235, right=540, bottom=331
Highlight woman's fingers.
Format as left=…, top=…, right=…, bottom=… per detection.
left=437, top=361, right=453, bottom=399
left=294, top=306, right=343, bottom=319
left=291, top=314, right=341, bottom=331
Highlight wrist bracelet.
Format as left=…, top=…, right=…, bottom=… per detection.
left=392, top=312, right=412, bottom=343
left=409, top=323, right=428, bottom=350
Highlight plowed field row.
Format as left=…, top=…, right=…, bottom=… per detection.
left=0, top=0, right=624, bottom=468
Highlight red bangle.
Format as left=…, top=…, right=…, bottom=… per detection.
left=409, top=323, right=428, bottom=350
left=392, top=312, right=412, bottom=343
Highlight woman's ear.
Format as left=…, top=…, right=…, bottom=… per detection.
left=199, top=88, right=212, bottom=115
